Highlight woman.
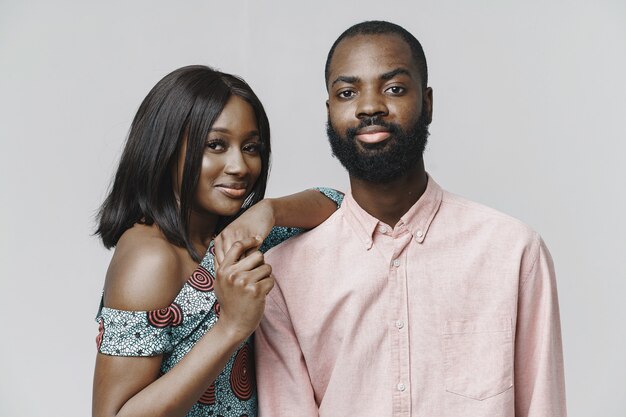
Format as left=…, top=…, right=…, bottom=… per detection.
left=93, top=65, right=342, bottom=417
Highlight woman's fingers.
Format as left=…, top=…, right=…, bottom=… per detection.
left=215, top=228, right=263, bottom=266
left=232, top=250, right=265, bottom=273
left=214, top=233, right=239, bottom=266
left=214, top=235, right=225, bottom=266
left=234, top=263, right=272, bottom=285
left=255, top=275, right=275, bottom=295
left=221, top=237, right=261, bottom=266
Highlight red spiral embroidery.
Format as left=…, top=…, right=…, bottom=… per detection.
left=213, top=301, right=220, bottom=318
left=147, top=303, right=183, bottom=328
left=230, top=343, right=254, bottom=400
left=168, top=303, right=183, bottom=326
left=188, top=267, right=215, bottom=292
left=197, top=383, right=216, bottom=405
left=95, top=318, right=104, bottom=351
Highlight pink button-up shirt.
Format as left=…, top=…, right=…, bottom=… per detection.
left=256, top=177, right=566, bottom=417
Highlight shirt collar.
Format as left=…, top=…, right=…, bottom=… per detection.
left=342, top=174, right=443, bottom=250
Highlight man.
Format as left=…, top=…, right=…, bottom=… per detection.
left=255, top=20, right=566, bottom=417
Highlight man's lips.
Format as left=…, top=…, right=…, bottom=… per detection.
left=354, top=126, right=391, bottom=144
left=215, top=183, right=248, bottom=198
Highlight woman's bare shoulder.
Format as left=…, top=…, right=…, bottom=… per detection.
left=103, top=224, right=185, bottom=311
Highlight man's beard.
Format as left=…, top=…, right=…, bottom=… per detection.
left=326, top=106, right=430, bottom=183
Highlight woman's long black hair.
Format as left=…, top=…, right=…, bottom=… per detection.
left=95, top=65, right=271, bottom=262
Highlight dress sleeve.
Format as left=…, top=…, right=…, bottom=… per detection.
left=258, top=187, right=344, bottom=253
left=95, top=301, right=181, bottom=357
left=313, top=187, right=344, bottom=208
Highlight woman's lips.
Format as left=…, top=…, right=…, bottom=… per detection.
left=215, top=185, right=247, bottom=198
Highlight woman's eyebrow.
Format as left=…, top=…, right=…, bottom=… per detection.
left=209, top=127, right=260, bottom=138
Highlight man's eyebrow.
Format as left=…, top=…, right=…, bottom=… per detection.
left=331, top=68, right=412, bottom=87
left=381, top=68, right=412, bottom=81
left=331, top=75, right=360, bottom=87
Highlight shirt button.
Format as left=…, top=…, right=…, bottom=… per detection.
left=397, top=382, right=406, bottom=392
left=395, top=320, right=404, bottom=329
left=393, top=259, right=400, bottom=267
left=415, top=230, right=423, bottom=238
left=379, top=226, right=388, bottom=234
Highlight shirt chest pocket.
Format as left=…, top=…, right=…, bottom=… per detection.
left=442, top=317, right=513, bottom=401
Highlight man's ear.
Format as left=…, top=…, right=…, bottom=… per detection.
left=423, top=87, right=433, bottom=125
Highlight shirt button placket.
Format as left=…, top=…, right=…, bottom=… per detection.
left=391, top=236, right=411, bottom=414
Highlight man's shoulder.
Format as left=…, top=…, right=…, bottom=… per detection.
left=265, top=209, right=345, bottom=260
left=440, top=189, right=540, bottom=242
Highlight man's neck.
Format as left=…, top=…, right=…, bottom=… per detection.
left=349, top=160, right=428, bottom=227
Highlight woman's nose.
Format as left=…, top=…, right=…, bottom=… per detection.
left=223, top=149, right=249, bottom=176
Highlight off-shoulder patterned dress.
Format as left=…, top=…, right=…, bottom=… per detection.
left=95, top=188, right=343, bottom=417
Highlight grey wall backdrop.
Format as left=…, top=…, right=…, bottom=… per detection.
left=1, top=1, right=625, bottom=415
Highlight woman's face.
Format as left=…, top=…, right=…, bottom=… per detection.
left=177, top=95, right=263, bottom=218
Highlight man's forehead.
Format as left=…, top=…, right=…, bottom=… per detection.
left=328, top=33, right=418, bottom=81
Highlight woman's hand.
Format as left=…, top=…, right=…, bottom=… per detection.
left=214, top=200, right=274, bottom=266
left=213, top=237, right=274, bottom=343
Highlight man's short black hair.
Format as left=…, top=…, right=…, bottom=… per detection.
left=325, top=20, right=428, bottom=90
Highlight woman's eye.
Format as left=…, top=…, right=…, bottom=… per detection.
left=243, top=142, right=262, bottom=154
left=386, top=86, right=405, bottom=95
left=338, top=90, right=356, bottom=99
left=206, top=139, right=226, bottom=151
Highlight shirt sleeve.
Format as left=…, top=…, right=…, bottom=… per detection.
left=258, top=187, right=344, bottom=253
left=255, top=285, right=319, bottom=416
left=514, top=237, right=567, bottom=417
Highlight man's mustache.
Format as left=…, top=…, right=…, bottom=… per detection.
left=347, top=117, right=399, bottom=137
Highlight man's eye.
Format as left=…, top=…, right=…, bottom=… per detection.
left=206, top=139, right=226, bottom=151
left=338, top=90, right=356, bottom=99
left=386, top=86, right=405, bottom=95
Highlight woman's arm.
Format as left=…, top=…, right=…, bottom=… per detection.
left=267, top=188, right=341, bottom=229
left=93, top=235, right=271, bottom=417
left=94, top=320, right=243, bottom=417
left=214, top=188, right=343, bottom=264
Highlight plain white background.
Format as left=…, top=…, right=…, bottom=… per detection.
left=1, top=1, right=625, bottom=415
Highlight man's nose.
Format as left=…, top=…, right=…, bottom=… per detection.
left=355, top=89, right=389, bottom=119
